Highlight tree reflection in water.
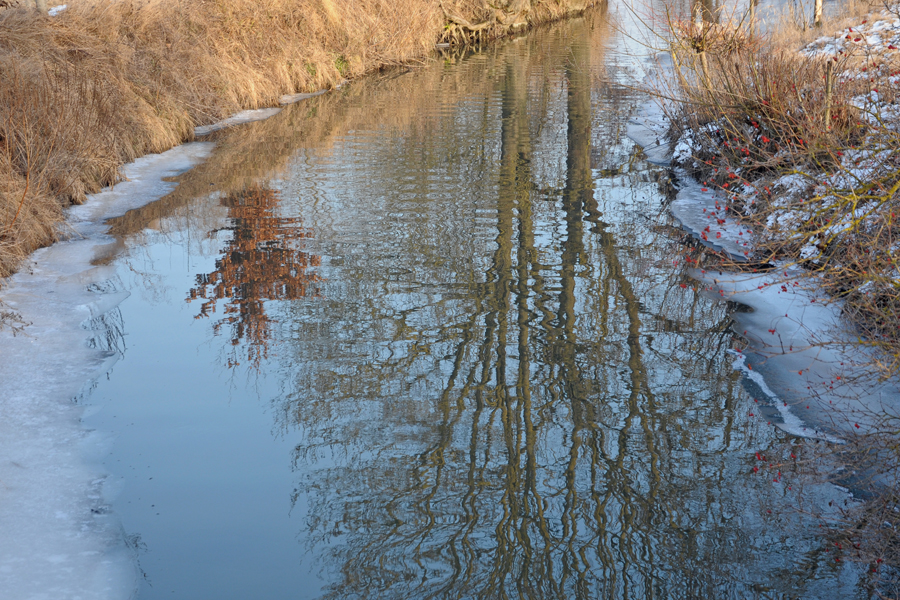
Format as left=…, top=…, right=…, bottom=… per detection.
left=260, top=19, right=825, bottom=600
left=187, top=184, right=320, bottom=369
left=137, top=12, right=864, bottom=599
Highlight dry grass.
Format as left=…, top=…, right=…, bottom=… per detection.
left=0, top=0, right=592, bottom=279
left=665, top=3, right=900, bottom=377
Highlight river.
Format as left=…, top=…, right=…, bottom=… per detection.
left=1, top=5, right=876, bottom=600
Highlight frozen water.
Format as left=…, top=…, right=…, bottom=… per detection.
left=279, top=89, right=327, bottom=105
left=625, top=54, right=673, bottom=167
left=0, top=143, right=213, bottom=600
left=669, top=168, right=757, bottom=260
left=692, top=266, right=899, bottom=438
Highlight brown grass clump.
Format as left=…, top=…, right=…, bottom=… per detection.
left=0, top=0, right=594, bottom=280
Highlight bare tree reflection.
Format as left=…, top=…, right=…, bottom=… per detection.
left=82, top=10, right=863, bottom=598
left=268, top=16, right=833, bottom=600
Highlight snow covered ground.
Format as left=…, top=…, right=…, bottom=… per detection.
left=804, top=11, right=900, bottom=59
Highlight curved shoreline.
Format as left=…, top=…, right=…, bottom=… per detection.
left=629, top=5, right=900, bottom=580
left=0, top=142, right=215, bottom=599
left=630, top=97, right=900, bottom=441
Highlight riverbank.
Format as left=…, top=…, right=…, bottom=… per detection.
left=0, top=0, right=594, bottom=283
left=662, top=0, right=900, bottom=587
left=665, top=0, right=899, bottom=375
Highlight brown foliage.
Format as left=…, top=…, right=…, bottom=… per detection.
left=187, top=185, right=321, bottom=370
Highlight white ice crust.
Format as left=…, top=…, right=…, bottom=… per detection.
left=692, top=266, right=899, bottom=438
left=194, top=108, right=283, bottom=136
left=669, top=168, right=756, bottom=260
left=0, top=142, right=213, bottom=600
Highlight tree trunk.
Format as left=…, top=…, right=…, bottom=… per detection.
left=824, top=60, right=834, bottom=128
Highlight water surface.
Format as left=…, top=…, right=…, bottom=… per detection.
left=84, top=11, right=868, bottom=599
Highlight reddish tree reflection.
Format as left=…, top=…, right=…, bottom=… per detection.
left=187, top=184, right=321, bottom=368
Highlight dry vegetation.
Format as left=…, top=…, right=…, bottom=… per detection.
left=0, top=0, right=594, bottom=279
left=664, top=0, right=900, bottom=376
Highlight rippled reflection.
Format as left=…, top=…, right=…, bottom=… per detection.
left=186, top=185, right=320, bottom=369
left=103, top=8, right=868, bottom=600
left=262, top=16, right=859, bottom=600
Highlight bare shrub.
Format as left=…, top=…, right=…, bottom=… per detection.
left=665, top=6, right=900, bottom=376
left=661, top=3, right=900, bottom=589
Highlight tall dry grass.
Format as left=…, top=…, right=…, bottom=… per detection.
left=0, top=0, right=593, bottom=279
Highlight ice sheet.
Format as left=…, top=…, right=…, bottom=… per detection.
left=279, top=89, right=327, bottom=105
left=0, top=143, right=213, bottom=600
left=194, top=108, right=283, bottom=136
left=670, top=168, right=756, bottom=261
left=693, top=267, right=899, bottom=438
left=625, top=54, right=673, bottom=167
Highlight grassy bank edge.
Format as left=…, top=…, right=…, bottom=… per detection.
left=661, top=0, right=900, bottom=585
left=0, top=0, right=597, bottom=282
